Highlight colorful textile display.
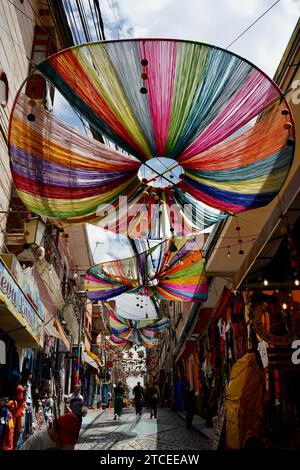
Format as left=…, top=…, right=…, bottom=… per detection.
left=225, top=353, right=264, bottom=449
left=8, top=39, right=294, bottom=238
left=84, top=237, right=207, bottom=302
left=107, top=303, right=169, bottom=348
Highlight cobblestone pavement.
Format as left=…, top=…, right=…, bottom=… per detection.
left=75, top=406, right=212, bottom=450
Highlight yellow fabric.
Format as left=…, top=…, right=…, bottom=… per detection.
left=85, top=350, right=102, bottom=365
left=225, top=353, right=264, bottom=449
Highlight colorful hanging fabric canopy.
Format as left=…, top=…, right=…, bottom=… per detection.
left=84, top=237, right=207, bottom=302
left=8, top=39, right=294, bottom=238
left=107, top=303, right=168, bottom=348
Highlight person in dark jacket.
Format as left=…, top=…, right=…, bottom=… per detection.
left=133, top=382, right=145, bottom=417
left=148, top=381, right=160, bottom=419
left=113, top=382, right=125, bottom=420
left=184, top=382, right=196, bottom=429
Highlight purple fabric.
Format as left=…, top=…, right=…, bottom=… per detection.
left=10, top=145, right=134, bottom=187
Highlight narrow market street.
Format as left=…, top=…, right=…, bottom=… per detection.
left=1, top=0, right=300, bottom=458
left=76, top=407, right=212, bottom=450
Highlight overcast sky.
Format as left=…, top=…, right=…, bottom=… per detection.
left=101, top=0, right=299, bottom=76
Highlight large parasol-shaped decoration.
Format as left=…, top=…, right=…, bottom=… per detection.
left=107, top=303, right=169, bottom=349
left=8, top=39, right=295, bottom=239
left=84, top=237, right=207, bottom=302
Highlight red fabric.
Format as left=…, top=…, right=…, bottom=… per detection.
left=192, top=308, right=214, bottom=334
left=58, top=413, right=80, bottom=445
left=181, top=341, right=195, bottom=361
left=214, top=287, right=233, bottom=320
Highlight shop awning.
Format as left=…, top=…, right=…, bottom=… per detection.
left=82, top=351, right=99, bottom=370
left=44, top=311, right=70, bottom=351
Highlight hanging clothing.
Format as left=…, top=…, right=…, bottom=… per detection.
left=0, top=404, right=14, bottom=450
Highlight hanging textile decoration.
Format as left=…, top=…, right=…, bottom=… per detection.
left=107, top=303, right=169, bottom=348
left=8, top=39, right=294, bottom=238
left=84, top=237, right=207, bottom=302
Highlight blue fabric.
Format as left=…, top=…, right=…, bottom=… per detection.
left=185, top=176, right=277, bottom=207
left=188, top=147, right=293, bottom=182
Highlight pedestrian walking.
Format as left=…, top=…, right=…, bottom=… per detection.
left=65, top=384, right=84, bottom=437
left=113, top=381, right=125, bottom=420
left=144, top=382, right=150, bottom=408
left=133, top=382, right=145, bottom=417
left=19, top=413, right=79, bottom=450
left=184, top=382, right=196, bottom=430
left=148, top=380, right=160, bottom=419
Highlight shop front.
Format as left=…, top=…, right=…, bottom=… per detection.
left=0, top=257, right=43, bottom=380
left=82, top=350, right=100, bottom=408
left=0, top=257, right=44, bottom=449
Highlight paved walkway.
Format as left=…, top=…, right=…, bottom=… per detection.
left=76, top=406, right=212, bottom=450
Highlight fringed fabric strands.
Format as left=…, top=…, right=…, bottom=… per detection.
left=8, top=39, right=294, bottom=237
left=84, top=237, right=208, bottom=302
left=106, top=303, right=169, bottom=347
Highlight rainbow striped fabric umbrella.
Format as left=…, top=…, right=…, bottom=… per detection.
left=84, top=237, right=207, bottom=302
left=8, top=39, right=294, bottom=238
left=107, top=303, right=169, bottom=348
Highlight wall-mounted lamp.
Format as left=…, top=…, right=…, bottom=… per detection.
left=24, top=218, right=46, bottom=246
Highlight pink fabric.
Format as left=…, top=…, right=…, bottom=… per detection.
left=139, top=40, right=178, bottom=155
left=179, top=70, right=279, bottom=161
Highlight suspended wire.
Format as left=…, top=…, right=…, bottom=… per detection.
left=64, top=0, right=82, bottom=44
left=226, top=0, right=281, bottom=49
left=88, top=0, right=101, bottom=41
left=93, top=0, right=106, bottom=40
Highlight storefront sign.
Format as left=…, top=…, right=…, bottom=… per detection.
left=14, top=264, right=44, bottom=320
left=0, top=259, right=43, bottom=346
left=253, top=305, right=295, bottom=346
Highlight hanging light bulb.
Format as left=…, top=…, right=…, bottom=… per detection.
left=295, top=279, right=300, bottom=286
left=263, top=279, right=269, bottom=287
left=282, top=302, right=288, bottom=310
left=227, top=247, right=230, bottom=259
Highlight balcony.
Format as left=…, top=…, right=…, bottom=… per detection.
left=92, top=303, right=107, bottom=334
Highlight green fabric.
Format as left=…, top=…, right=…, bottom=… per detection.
left=114, top=396, right=123, bottom=416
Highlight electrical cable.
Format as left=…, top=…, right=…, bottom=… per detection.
left=226, top=0, right=281, bottom=49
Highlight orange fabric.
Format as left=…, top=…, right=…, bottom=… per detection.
left=13, top=416, right=23, bottom=449
left=183, top=102, right=291, bottom=170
